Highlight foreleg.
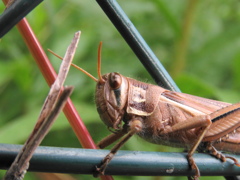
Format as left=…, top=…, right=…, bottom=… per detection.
left=95, top=118, right=143, bottom=177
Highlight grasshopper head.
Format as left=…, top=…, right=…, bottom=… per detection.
left=95, top=72, right=129, bottom=130
left=65, top=42, right=129, bottom=130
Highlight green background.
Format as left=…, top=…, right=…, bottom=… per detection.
left=1, top=0, right=240, bottom=179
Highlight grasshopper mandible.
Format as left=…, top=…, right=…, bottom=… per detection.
left=52, top=42, right=240, bottom=180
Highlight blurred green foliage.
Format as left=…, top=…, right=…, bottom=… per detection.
left=1, top=0, right=240, bottom=179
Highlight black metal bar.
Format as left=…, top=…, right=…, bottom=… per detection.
left=96, top=0, right=180, bottom=92
left=0, top=0, right=43, bottom=38
left=0, top=144, right=240, bottom=176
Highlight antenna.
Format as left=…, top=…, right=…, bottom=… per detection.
left=97, top=42, right=105, bottom=84
left=48, top=49, right=98, bottom=82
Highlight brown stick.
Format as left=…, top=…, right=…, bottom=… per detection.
left=3, top=31, right=81, bottom=180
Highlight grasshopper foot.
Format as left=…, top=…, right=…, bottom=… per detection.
left=187, top=154, right=200, bottom=180
left=94, top=163, right=108, bottom=178
left=94, top=154, right=113, bottom=177
left=206, top=143, right=227, bottom=162
left=93, top=166, right=105, bottom=178
left=225, top=156, right=240, bottom=166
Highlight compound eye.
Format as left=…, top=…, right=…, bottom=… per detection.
left=109, top=73, right=122, bottom=89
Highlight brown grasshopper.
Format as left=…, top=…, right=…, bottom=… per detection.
left=51, top=43, right=240, bottom=180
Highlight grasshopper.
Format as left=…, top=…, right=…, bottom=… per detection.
left=51, top=43, right=240, bottom=180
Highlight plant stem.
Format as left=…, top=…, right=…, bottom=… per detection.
left=170, top=0, right=199, bottom=78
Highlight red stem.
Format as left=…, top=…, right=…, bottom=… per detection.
left=16, top=18, right=97, bottom=149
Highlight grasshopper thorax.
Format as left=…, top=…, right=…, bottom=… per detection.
left=95, top=72, right=129, bottom=130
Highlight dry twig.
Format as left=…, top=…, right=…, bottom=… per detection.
left=4, top=31, right=81, bottom=180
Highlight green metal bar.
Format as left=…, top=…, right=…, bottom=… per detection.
left=96, top=0, right=180, bottom=92
left=0, top=0, right=43, bottom=38
left=0, top=143, right=240, bottom=176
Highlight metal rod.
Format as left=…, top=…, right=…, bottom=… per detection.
left=96, top=0, right=180, bottom=92
left=0, top=143, right=240, bottom=176
left=0, top=0, right=43, bottom=38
